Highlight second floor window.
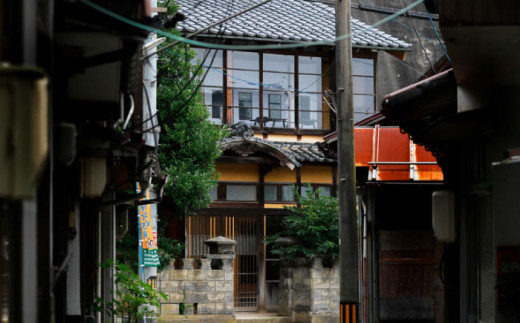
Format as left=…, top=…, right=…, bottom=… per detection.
left=193, top=49, right=376, bottom=131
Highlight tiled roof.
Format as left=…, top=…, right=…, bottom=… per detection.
left=175, top=0, right=411, bottom=50
left=221, top=136, right=335, bottom=168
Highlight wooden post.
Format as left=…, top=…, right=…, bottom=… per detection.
left=335, top=0, right=359, bottom=321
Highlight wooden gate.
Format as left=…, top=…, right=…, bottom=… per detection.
left=187, top=215, right=258, bottom=311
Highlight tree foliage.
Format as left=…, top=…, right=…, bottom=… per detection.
left=157, top=6, right=227, bottom=215
left=265, top=185, right=339, bottom=262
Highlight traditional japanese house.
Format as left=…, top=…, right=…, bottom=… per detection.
left=170, top=0, right=415, bottom=312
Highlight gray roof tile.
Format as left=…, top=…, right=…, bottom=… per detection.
left=222, top=136, right=335, bottom=165
left=175, top=0, right=411, bottom=50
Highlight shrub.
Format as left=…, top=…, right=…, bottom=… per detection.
left=265, top=185, right=339, bottom=262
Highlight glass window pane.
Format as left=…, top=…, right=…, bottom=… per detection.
left=203, top=68, right=224, bottom=87
left=317, top=186, right=331, bottom=197
left=354, top=94, right=375, bottom=122
left=299, top=94, right=322, bottom=129
left=209, top=186, right=218, bottom=201
left=353, top=58, right=374, bottom=76
left=299, top=74, right=322, bottom=93
left=211, top=90, right=223, bottom=119
left=264, top=185, right=277, bottom=201
left=301, top=185, right=313, bottom=197
left=230, top=51, right=259, bottom=69
left=263, top=93, right=294, bottom=128
left=263, top=72, right=294, bottom=92
left=226, top=185, right=257, bottom=201
left=353, top=76, right=374, bottom=95
left=238, top=92, right=253, bottom=120
left=193, top=48, right=223, bottom=68
left=229, top=69, right=259, bottom=89
left=299, top=56, right=322, bottom=74
left=281, top=185, right=295, bottom=202
left=268, top=94, right=282, bottom=119
left=264, top=54, right=294, bottom=73
left=233, top=90, right=259, bottom=124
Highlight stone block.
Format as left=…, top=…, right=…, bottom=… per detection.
left=161, top=303, right=179, bottom=316
left=310, top=314, right=339, bottom=323
left=169, top=292, right=184, bottom=303
left=160, top=280, right=179, bottom=292
left=195, top=280, right=215, bottom=292
left=181, top=281, right=196, bottom=292
left=292, top=310, right=310, bottom=323
left=179, top=258, right=194, bottom=269
left=197, top=303, right=216, bottom=315
left=293, top=268, right=311, bottom=279
left=311, top=299, right=330, bottom=312
left=206, top=292, right=225, bottom=302
left=294, top=279, right=311, bottom=290
left=215, top=302, right=234, bottom=315
left=158, top=270, right=169, bottom=281
left=196, top=258, right=212, bottom=270
left=224, top=292, right=234, bottom=303
left=294, top=289, right=311, bottom=300
left=312, top=290, right=322, bottom=300
left=311, top=269, right=322, bottom=279
left=224, top=270, right=234, bottom=281
left=295, top=303, right=310, bottom=312
left=187, top=292, right=207, bottom=303
left=312, top=278, right=329, bottom=289
left=188, top=269, right=207, bottom=281
left=169, top=269, right=188, bottom=281
left=207, top=269, right=225, bottom=280
left=216, top=280, right=234, bottom=292
left=281, top=277, right=293, bottom=288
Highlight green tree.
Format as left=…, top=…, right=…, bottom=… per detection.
left=265, top=185, right=339, bottom=262
left=157, top=2, right=227, bottom=216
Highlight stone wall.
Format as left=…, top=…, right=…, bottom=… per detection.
left=158, top=258, right=234, bottom=317
left=279, top=257, right=340, bottom=323
left=158, top=236, right=236, bottom=319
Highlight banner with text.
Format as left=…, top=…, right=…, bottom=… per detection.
left=137, top=183, right=160, bottom=267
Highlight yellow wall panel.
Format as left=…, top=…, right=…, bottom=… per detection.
left=216, top=164, right=259, bottom=182
left=301, top=165, right=333, bottom=184
left=299, top=135, right=324, bottom=143
left=265, top=203, right=296, bottom=209
left=264, top=167, right=296, bottom=183
left=266, top=134, right=298, bottom=142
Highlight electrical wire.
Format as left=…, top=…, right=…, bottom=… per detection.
left=80, top=0, right=424, bottom=51
left=402, top=0, right=436, bottom=74
left=427, top=12, right=451, bottom=64
left=136, top=1, right=231, bottom=133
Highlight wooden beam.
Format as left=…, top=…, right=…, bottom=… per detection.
left=217, top=156, right=279, bottom=165
left=151, top=7, right=167, bottom=12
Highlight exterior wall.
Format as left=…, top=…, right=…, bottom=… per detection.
left=265, top=167, right=296, bottom=183
left=216, top=164, right=258, bottom=182
left=279, top=258, right=340, bottom=322
left=159, top=258, right=234, bottom=318
left=300, top=166, right=333, bottom=184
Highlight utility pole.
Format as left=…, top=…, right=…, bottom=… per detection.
left=335, top=0, right=359, bottom=321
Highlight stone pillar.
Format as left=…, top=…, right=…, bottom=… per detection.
left=204, top=236, right=236, bottom=315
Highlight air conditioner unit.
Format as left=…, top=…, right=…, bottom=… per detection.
left=432, top=190, right=455, bottom=243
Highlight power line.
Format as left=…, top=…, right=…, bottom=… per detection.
left=402, top=0, right=436, bottom=74
left=427, top=12, right=451, bottom=63
left=80, top=0, right=425, bottom=51
left=136, top=1, right=232, bottom=133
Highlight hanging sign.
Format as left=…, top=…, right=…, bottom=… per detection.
left=137, top=183, right=160, bottom=267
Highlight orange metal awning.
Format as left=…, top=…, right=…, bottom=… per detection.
left=354, top=126, right=443, bottom=181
